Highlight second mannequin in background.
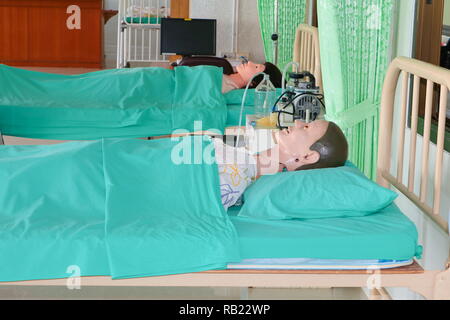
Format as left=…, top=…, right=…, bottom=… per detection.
left=222, top=61, right=283, bottom=93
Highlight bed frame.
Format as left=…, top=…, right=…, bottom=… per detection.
left=0, top=57, right=449, bottom=300
left=117, top=0, right=170, bottom=68
left=293, top=24, right=322, bottom=89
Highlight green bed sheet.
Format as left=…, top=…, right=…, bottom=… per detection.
left=0, top=138, right=421, bottom=282
left=125, top=17, right=161, bottom=24
left=225, top=104, right=254, bottom=127
left=0, top=65, right=227, bottom=140
left=224, top=88, right=284, bottom=127
left=0, top=138, right=240, bottom=281
left=0, top=141, right=110, bottom=281
left=0, top=66, right=273, bottom=138
left=228, top=205, right=422, bottom=261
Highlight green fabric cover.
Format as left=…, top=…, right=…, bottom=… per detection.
left=238, top=162, right=398, bottom=220
left=0, top=65, right=227, bottom=140
left=0, top=141, right=110, bottom=281
left=224, top=89, right=283, bottom=127
left=226, top=104, right=254, bottom=127
left=229, top=204, right=422, bottom=261
left=224, top=88, right=283, bottom=106
left=125, top=17, right=161, bottom=24
left=257, top=0, right=307, bottom=70
left=102, top=137, right=240, bottom=279
left=0, top=138, right=240, bottom=281
left=0, top=138, right=420, bottom=282
left=317, top=0, right=394, bottom=180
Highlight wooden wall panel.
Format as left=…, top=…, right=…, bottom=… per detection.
left=415, top=0, right=444, bottom=66
left=167, top=0, right=190, bottom=63
left=415, top=0, right=445, bottom=120
left=0, top=0, right=103, bottom=68
left=170, top=0, right=190, bottom=19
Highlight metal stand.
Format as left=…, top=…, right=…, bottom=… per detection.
left=271, top=0, right=279, bottom=65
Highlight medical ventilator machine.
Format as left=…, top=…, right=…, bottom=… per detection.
left=236, top=62, right=325, bottom=153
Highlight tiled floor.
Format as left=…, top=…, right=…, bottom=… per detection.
left=0, top=286, right=367, bottom=300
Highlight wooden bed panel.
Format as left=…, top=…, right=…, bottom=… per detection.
left=206, top=261, right=425, bottom=275
left=0, top=0, right=103, bottom=68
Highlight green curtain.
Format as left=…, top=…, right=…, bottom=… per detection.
left=317, top=0, right=394, bottom=180
left=257, top=0, right=307, bottom=70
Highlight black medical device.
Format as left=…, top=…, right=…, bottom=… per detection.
left=160, top=18, right=217, bottom=56
left=272, top=71, right=325, bottom=129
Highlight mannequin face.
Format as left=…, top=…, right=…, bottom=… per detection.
left=257, top=120, right=329, bottom=175
left=236, top=61, right=266, bottom=83
left=277, top=120, right=329, bottom=171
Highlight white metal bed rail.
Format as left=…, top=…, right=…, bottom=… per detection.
left=378, top=56, right=450, bottom=234
left=293, top=24, right=322, bottom=89
left=117, top=0, right=171, bottom=68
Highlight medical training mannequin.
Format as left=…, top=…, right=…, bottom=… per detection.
left=215, top=120, right=349, bottom=209
left=221, top=61, right=283, bottom=93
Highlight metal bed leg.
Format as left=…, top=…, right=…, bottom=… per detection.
left=433, top=258, right=450, bottom=300
left=117, top=23, right=125, bottom=68
left=239, top=287, right=250, bottom=300
left=368, top=288, right=392, bottom=300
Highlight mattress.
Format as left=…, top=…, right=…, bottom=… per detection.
left=227, top=204, right=422, bottom=262
left=0, top=195, right=421, bottom=281
left=226, top=104, right=254, bottom=127
left=227, top=258, right=413, bottom=270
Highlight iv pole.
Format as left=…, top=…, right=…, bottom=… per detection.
left=271, top=0, right=279, bottom=65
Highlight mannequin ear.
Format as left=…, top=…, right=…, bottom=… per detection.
left=302, top=150, right=320, bottom=165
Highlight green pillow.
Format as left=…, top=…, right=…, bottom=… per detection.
left=238, top=162, right=398, bottom=220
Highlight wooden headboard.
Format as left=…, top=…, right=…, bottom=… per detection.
left=377, top=56, right=449, bottom=234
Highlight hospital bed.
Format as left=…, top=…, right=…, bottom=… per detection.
left=1, top=20, right=320, bottom=142
left=117, top=0, right=170, bottom=68
left=0, top=92, right=256, bottom=145
left=0, top=57, right=449, bottom=300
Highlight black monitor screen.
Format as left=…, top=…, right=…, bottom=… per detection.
left=160, top=18, right=217, bottom=56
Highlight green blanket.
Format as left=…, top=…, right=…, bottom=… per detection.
left=0, top=65, right=227, bottom=140
left=0, top=138, right=240, bottom=281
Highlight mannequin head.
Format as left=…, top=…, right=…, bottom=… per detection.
left=234, top=61, right=283, bottom=88
left=293, top=121, right=348, bottom=171
left=236, top=61, right=266, bottom=83
left=250, top=62, right=283, bottom=88
left=257, top=120, right=348, bottom=175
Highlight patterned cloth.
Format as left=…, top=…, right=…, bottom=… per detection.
left=213, top=138, right=257, bottom=210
